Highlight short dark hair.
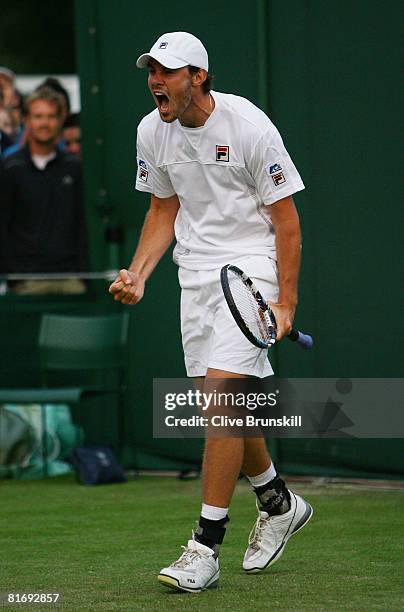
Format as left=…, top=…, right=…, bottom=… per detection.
left=63, top=112, right=80, bottom=129
left=188, top=66, right=214, bottom=94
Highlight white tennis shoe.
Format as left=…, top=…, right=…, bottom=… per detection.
left=158, top=535, right=220, bottom=593
left=243, top=490, right=313, bottom=573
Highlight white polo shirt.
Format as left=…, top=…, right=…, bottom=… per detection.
left=135, top=91, right=304, bottom=270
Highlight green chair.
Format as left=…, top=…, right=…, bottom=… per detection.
left=0, top=312, right=130, bottom=477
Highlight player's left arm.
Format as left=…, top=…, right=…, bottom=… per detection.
left=265, top=195, right=301, bottom=340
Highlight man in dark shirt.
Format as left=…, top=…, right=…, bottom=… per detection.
left=0, top=87, right=87, bottom=294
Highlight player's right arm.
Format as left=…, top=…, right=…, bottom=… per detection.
left=108, top=193, right=179, bottom=305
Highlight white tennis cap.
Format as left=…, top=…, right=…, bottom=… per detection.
left=136, top=32, right=209, bottom=71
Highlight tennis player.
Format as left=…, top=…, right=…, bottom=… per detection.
left=109, top=32, right=313, bottom=593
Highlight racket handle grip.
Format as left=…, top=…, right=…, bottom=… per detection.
left=289, top=329, right=313, bottom=349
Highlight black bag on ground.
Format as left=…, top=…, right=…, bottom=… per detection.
left=70, top=446, right=126, bottom=485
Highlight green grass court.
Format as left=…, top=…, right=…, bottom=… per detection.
left=1, top=475, right=403, bottom=611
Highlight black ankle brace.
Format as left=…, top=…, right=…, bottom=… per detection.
left=195, top=515, right=229, bottom=557
left=254, top=476, right=291, bottom=515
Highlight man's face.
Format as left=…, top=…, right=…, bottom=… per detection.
left=0, top=75, right=14, bottom=107
left=147, top=58, right=193, bottom=123
left=26, top=99, right=61, bottom=146
left=0, top=109, right=13, bottom=135
left=63, top=126, right=81, bottom=159
left=7, top=91, right=23, bottom=130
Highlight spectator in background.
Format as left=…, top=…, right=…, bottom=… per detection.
left=0, top=107, right=14, bottom=137
left=37, top=77, right=70, bottom=123
left=0, top=106, right=14, bottom=154
left=3, top=77, right=73, bottom=158
left=0, top=73, right=17, bottom=155
left=8, top=89, right=25, bottom=141
left=0, top=67, right=16, bottom=108
left=0, top=87, right=87, bottom=294
left=1, top=89, right=27, bottom=158
left=62, top=113, right=81, bottom=159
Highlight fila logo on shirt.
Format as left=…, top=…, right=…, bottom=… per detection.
left=159, top=42, right=168, bottom=49
left=266, top=162, right=286, bottom=186
left=139, top=168, right=148, bottom=182
left=138, top=159, right=149, bottom=182
left=216, top=145, right=229, bottom=162
left=272, top=172, right=286, bottom=186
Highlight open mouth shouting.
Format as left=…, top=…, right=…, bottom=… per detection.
left=153, top=90, right=170, bottom=114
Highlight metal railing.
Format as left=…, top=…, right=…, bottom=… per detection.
left=0, top=271, right=118, bottom=281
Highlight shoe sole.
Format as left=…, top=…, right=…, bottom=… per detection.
left=158, top=571, right=220, bottom=593
left=244, top=498, right=314, bottom=574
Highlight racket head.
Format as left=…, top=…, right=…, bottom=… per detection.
left=220, top=264, right=277, bottom=349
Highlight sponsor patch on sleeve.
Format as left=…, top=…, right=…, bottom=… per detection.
left=266, top=162, right=286, bottom=186
left=266, top=162, right=282, bottom=175
left=271, top=171, right=286, bottom=186
left=138, top=167, right=149, bottom=182
left=138, top=159, right=148, bottom=170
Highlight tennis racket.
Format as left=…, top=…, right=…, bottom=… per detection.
left=220, top=264, right=313, bottom=350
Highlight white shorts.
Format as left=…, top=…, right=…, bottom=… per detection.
left=179, top=256, right=279, bottom=378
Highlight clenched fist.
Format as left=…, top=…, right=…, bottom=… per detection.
left=108, top=269, right=145, bottom=305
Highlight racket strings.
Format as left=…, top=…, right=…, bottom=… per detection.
left=229, top=273, right=272, bottom=343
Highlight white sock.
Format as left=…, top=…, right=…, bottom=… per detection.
left=246, top=463, right=277, bottom=488
left=201, top=503, right=229, bottom=521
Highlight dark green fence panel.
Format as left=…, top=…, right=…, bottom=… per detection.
left=270, top=0, right=402, bottom=379
left=267, top=0, right=403, bottom=476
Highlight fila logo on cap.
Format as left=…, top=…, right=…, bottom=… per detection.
left=159, top=42, right=168, bottom=49
left=216, top=145, right=229, bottom=162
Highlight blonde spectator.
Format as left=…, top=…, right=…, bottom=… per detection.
left=0, top=87, right=87, bottom=293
